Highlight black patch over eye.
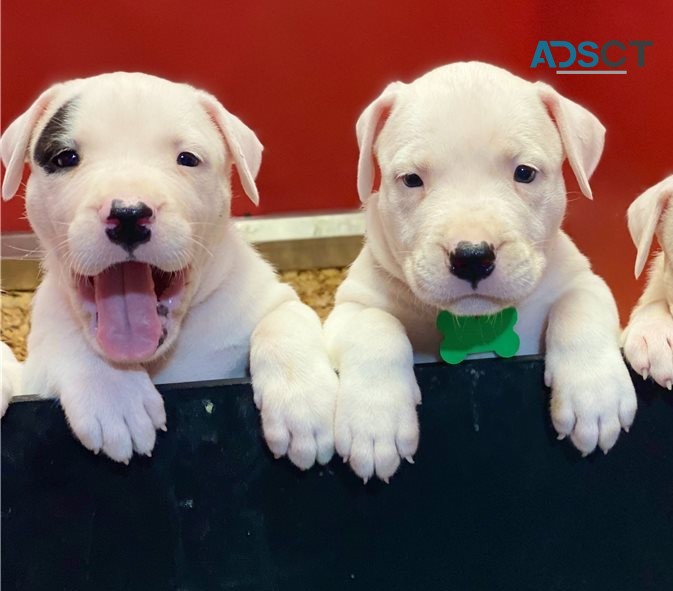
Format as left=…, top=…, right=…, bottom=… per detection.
left=402, top=173, right=424, bottom=188
left=514, top=165, right=537, bottom=183
left=50, top=149, right=80, bottom=169
left=177, top=152, right=200, bottom=167
left=34, top=98, right=78, bottom=174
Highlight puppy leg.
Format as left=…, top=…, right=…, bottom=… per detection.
left=623, top=253, right=673, bottom=388
left=250, top=296, right=338, bottom=470
left=324, top=303, right=420, bottom=483
left=545, top=274, right=637, bottom=455
left=56, top=360, right=166, bottom=462
left=25, top=278, right=166, bottom=462
left=1, top=341, right=22, bottom=416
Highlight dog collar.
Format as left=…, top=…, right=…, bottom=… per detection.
left=436, top=307, right=520, bottom=365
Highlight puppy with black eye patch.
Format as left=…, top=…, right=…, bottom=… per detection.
left=324, top=61, right=637, bottom=483
left=0, top=72, right=338, bottom=467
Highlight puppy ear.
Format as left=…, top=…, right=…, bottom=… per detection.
left=1, top=85, right=61, bottom=201
left=356, top=81, right=404, bottom=202
left=536, top=82, right=606, bottom=200
left=628, top=175, right=673, bottom=278
left=199, top=93, right=263, bottom=206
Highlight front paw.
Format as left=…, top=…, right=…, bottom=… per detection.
left=547, top=353, right=637, bottom=455
left=623, top=315, right=673, bottom=389
left=2, top=370, right=17, bottom=417
left=335, top=368, right=420, bottom=483
left=1, top=342, right=22, bottom=417
left=253, top=356, right=338, bottom=470
left=61, top=373, right=166, bottom=463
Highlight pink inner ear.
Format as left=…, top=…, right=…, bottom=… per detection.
left=370, top=105, right=393, bottom=194
left=371, top=155, right=382, bottom=194
left=2, top=89, right=61, bottom=201
left=538, top=90, right=595, bottom=200
left=198, top=96, right=261, bottom=207
left=631, top=185, right=673, bottom=279
left=2, top=165, right=29, bottom=202
left=229, top=166, right=246, bottom=204
left=373, top=103, right=393, bottom=142
left=358, top=100, right=396, bottom=201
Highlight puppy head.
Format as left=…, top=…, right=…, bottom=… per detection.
left=627, top=175, right=673, bottom=278
left=1, top=72, right=262, bottom=363
left=357, top=61, right=605, bottom=315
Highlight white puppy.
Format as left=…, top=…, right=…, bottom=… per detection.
left=324, top=61, right=637, bottom=482
left=623, top=175, right=673, bottom=387
left=1, top=72, right=337, bottom=467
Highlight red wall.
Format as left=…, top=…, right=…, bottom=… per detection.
left=2, top=0, right=673, bottom=321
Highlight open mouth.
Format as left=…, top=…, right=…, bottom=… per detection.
left=76, top=262, right=186, bottom=363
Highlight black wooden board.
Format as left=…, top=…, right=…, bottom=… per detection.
left=2, top=357, right=672, bottom=590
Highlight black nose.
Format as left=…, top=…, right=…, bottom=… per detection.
left=105, top=200, right=153, bottom=253
left=449, top=241, right=496, bottom=289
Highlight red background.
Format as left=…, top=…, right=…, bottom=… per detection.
left=2, top=0, right=673, bottom=321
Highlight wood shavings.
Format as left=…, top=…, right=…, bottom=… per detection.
left=1, top=291, right=33, bottom=361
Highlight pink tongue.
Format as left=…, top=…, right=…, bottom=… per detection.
left=94, top=262, right=163, bottom=362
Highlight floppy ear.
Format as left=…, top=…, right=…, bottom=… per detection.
left=536, top=82, right=606, bottom=200
left=627, top=175, right=673, bottom=278
left=356, top=81, right=404, bottom=202
left=198, top=93, right=263, bottom=206
left=1, top=85, right=62, bottom=201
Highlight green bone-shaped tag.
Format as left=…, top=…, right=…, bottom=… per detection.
left=436, top=307, right=520, bottom=365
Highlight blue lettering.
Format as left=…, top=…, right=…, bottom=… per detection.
left=550, top=40, right=577, bottom=68
left=577, top=41, right=599, bottom=68
left=530, top=41, right=555, bottom=68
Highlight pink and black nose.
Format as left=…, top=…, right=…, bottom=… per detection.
left=449, top=241, right=496, bottom=289
left=105, top=200, right=153, bottom=253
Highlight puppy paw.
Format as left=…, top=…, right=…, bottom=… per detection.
left=1, top=375, right=15, bottom=418
left=61, top=372, right=166, bottom=463
left=253, top=356, right=338, bottom=470
left=623, top=314, right=673, bottom=389
left=1, top=342, right=22, bottom=417
left=335, top=368, right=420, bottom=483
left=548, top=352, right=637, bottom=456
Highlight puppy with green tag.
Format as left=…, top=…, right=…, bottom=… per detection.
left=324, top=61, right=636, bottom=482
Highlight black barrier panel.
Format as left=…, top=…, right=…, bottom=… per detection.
left=2, top=356, right=672, bottom=590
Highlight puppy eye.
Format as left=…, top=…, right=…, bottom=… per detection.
left=177, top=152, right=200, bottom=167
left=402, top=173, right=424, bottom=188
left=51, top=149, right=80, bottom=169
left=513, top=165, right=537, bottom=184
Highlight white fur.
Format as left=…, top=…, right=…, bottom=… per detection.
left=1, top=342, right=22, bottom=415
left=623, top=176, right=673, bottom=388
left=325, top=62, right=636, bottom=482
left=0, top=72, right=337, bottom=467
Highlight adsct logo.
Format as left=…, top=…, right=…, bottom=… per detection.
left=531, top=40, right=652, bottom=74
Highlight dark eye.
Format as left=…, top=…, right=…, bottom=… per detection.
left=177, top=152, right=200, bottom=167
left=514, top=165, right=537, bottom=183
left=402, top=173, right=424, bottom=188
left=51, top=149, right=80, bottom=169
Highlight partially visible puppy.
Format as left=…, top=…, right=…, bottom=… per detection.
left=0, top=72, right=337, bottom=468
left=324, top=61, right=637, bottom=482
left=623, top=175, right=673, bottom=388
